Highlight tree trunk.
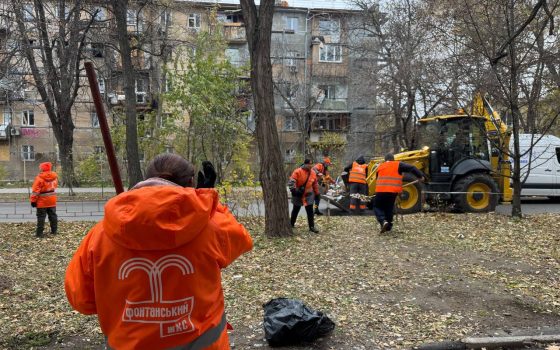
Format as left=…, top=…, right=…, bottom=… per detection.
left=12, top=0, right=90, bottom=192
left=58, top=134, right=75, bottom=189
left=113, top=0, right=143, bottom=187
left=240, top=0, right=292, bottom=237
left=507, top=0, right=523, bottom=218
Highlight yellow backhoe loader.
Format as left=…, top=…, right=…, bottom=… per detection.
left=324, top=94, right=513, bottom=213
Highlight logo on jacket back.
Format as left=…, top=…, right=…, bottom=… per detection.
left=45, top=179, right=57, bottom=192
left=118, top=254, right=195, bottom=337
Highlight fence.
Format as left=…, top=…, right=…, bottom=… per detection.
left=0, top=200, right=107, bottom=222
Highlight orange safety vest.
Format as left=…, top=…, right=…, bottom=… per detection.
left=30, top=171, right=58, bottom=208
left=375, top=161, right=403, bottom=193
left=65, top=184, right=253, bottom=350
left=348, top=161, right=367, bottom=184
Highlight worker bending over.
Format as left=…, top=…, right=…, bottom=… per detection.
left=312, top=157, right=334, bottom=215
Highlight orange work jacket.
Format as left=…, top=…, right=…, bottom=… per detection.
left=30, top=171, right=58, bottom=208
left=313, top=163, right=325, bottom=176
left=65, top=184, right=253, bottom=350
left=375, top=161, right=403, bottom=193
left=348, top=162, right=368, bottom=184
left=290, top=167, right=319, bottom=206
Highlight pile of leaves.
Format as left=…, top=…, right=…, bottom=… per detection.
left=0, top=212, right=559, bottom=349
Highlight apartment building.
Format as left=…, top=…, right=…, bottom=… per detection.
left=271, top=0, right=378, bottom=165
left=0, top=0, right=378, bottom=181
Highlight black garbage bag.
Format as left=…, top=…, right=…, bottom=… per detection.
left=263, top=298, right=336, bottom=347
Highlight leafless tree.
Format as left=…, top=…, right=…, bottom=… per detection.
left=436, top=0, right=560, bottom=217
left=110, top=0, right=143, bottom=187
left=239, top=0, right=293, bottom=237
left=352, top=0, right=453, bottom=152
left=9, top=0, right=97, bottom=189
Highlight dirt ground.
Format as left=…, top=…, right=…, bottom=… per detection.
left=0, top=213, right=559, bottom=349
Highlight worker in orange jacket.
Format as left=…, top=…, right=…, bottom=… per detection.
left=343, top=156, right=368, bottom=214
left=65, top=154, right=253, bottom=350
left=312, top=157, right=334, bottom=215
left=30, top=162, right=58, bottom=237
left=288, top=159, right=320, bottom=233
left=375, top=153, right=425, bottom=233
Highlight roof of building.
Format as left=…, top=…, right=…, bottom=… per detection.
left=178, top=0, right=358, bottom=11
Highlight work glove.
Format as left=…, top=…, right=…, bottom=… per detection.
left=31, top=202, right=37, bottom=208
left=196, top=161, right=217, bottom=188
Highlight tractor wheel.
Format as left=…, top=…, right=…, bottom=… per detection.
left=396, top=174, right=423, bottom=214
left=452, top=173, right=499, bottom=212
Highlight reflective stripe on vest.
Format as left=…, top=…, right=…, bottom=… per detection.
left=348, top=162, right=367, bottom=184
left=376, top=161, right=402, bottom=193
left=106, top=312, right=227, bottom=350
left=38, top=192, right=56, bottom=197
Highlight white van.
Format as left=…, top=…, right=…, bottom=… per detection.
left=510, top=134, right=560, bottom=199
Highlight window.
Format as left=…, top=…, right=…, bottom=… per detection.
left=318, top=19, right=340, bottom=37
left=94, top=146, right=104, bottom=154
left=22, top=110, right=34, bottom=126
left=284, top=116, right=298, bottom=131
left=319, top=44, right=342, bottom=62
left=218, top=13, right=242, bottom=23
left=285, top=51, right=297, bottom=67
left=22, top=145, right=35, bottom=161
left=285, top=148, right=296, bottom=160
left=556, top=147, right=560, bottom=163
left=319, top=85, right=336, bottom=99
left=225, top=48, right=240, bottom=66
left=91, top=43, right=104, bottom=58
left=53, top=4, right=70, bottom=20
left=160, top=10, right=172, bottom=27
left=23, top=4, right=34, bottom=21
left=3, top=109, right=12, bottom=125
left=187, top=13, right=200, bottom=29
left=126, top=9, right=136, bottom=25
left=93, top=7, right=105, bottom=21
left=163, top=77, right=172, bottom=93
left=286, top=84, right=296, bottom=99
left=285, top=16, right=298, bottom=31
left=91, top=112, right=99, bottom=128
left=136, top=79, right=146, bottom=103
left=311, top=113, right=349, bottom=131
left=98, top=78, right=105, bottom=94
left=159, top=113, right=172, bottom=127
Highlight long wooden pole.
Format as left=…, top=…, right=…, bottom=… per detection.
left=84, top=62, right=124, bottom=194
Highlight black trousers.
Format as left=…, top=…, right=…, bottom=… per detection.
left=349, top=183, right=368, bottom=212
left=290, top=204, right=315, bottom=229
left=36, top=207, right=58, bottom=236
left=373, top=193, right=398, bottom=230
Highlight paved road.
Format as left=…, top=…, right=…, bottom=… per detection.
left=1, top=188, right=558, bottom=222
left=496, top=197, right=560, bottom=215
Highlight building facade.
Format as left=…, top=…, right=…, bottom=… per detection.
left=0, top=0, right=378, bottom=181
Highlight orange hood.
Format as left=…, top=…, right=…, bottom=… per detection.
left=103, top=184, right=219, bottom=251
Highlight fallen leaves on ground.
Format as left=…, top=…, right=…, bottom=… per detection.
left=0, top=212, right=558, bottom=349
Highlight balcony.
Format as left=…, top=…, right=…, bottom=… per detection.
left=222, top=24, right=246, bottom=43
left=309, top=112, right=350, bottom=132
left=317, top=98, right=347, bottom=111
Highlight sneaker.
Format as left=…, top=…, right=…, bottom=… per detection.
left=380, top=221, right=390, bottom=234
left=309, top=227, right=320, bottom=234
